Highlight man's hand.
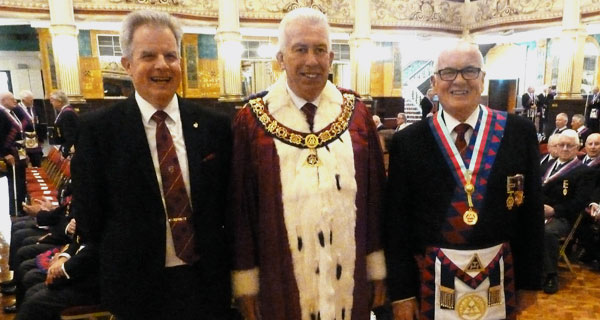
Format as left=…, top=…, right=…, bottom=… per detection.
left=371, top=280, right=386, bottom=308
left=544, top=204, right=555, bottom=218
left=66, top=219, right=76, bottom=235
left=46, top=256, right=68, bottom=285
left=392, top=299, right=419, bottom=320
left=3, top=154, right=15, bottom=166
left=237, top=295, right=260, bottom=320
left=23, top=198, right=57, bottom=217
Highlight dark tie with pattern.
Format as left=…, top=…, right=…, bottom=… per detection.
left=152, top=111, right=198, bottom=264
left=585, top=157, right=593, bottom=165
left=551, top=162, right=565, bottom=176
left=301, top=102, right=317, bottom=132
left=454, top=123, right=470, bottom=157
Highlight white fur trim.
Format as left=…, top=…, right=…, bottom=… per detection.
left=267, top=77, right=357, bottom=320
left=366, top=250, right=387, bottom=281
left=232, top=268, right=260, bottom=298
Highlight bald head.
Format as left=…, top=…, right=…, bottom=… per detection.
left=431, top=41, right=485, bottom=122
left=0, top=91, right=17, bottom=110
left=555, top=113, right=568, bottom=129
left=19, top=90, right=34, bottom=107
left=586, top=133, right=600, bottom=158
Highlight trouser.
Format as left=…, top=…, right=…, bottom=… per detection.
left=543, top=217, right=570, bottom=275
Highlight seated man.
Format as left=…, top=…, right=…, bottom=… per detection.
left=541, top=130, right=594, bottom=294
left=17, top=236, right=99, bottom=320
left=540, top=134, right=560, bottom=172
left=582, top=133, right=600, bottom=168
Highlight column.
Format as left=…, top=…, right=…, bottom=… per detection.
left=461, top=0, right=474, bottom=42
left=215, top=0, right=243, bottom=102
left=556, top=0, right=586, bottom=99
left=48, top=0, right=84, bottom=102
left=349, top=0, right=372, bottom=101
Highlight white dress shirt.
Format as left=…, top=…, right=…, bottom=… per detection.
left=442, top=105, right=481, bottom=144
left=136, top=92, right=190, bottom=267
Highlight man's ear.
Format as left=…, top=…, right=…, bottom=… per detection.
left=121, top=56, right=131, bottom=74
left=276, top=52, right=285, bottom=70
left=329, top=50, right=334, bottom=67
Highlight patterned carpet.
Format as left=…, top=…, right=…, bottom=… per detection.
left=0, top=262, right=598, bottom=319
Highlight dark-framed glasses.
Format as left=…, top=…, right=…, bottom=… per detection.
left=435, top=67, right=482, bottom=81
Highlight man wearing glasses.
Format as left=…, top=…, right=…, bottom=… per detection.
left=541, top=130, right=593, bottom=294
left=385, top=42, right=544, bottom=319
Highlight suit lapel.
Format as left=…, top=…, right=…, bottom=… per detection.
left=121, top=96, right=163, bottom=205
left=179, top=98, right=208, bottom=210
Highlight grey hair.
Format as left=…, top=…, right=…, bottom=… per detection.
left=572, top=114, right=585, bottom=124
left=19, top=90, right=33, bottom=99
left=278, top=7, right=331, bottom=52
left=120, top=10, right=183, bottom=58
left=50, top=90, right=69, bottom=105
left=433, top=41, right=484, bottom=72
left=548, top=134, right=560, bottom=146
left=556, top=112, right=568, bottom=121
left=397, top=112, right=406, bottom=120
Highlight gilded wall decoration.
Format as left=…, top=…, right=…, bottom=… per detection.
left=72, top=0, right=217, bottom=17
left=370, top=0, right=463, bottom=30
left=241, top=0, right=352, bottom=24
left=471, top=0, right=563, bottom=30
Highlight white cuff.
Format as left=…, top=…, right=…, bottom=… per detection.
left=232, top=268, right=259, bottom=298
left=366, top=250, right=386, bottom=281
left=392, top=297, right=417, bottom=305
left=61, top=264, right=70, bottom=279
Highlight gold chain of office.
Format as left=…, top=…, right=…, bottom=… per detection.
left=248, top=93, right=356, bottom=150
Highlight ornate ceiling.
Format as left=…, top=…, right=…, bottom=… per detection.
left=0, top=0, right=598, bottom=35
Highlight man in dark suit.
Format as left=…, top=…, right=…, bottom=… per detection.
left=0, top=91, right=26, bottom=216
left=385, top=42, right=543, bottom=320
left=522, top=86, right=537, bottom=117
left=550, top=112, right=568, bottom=136
left=571, top=114, right=591, bottom=149
left=540, top=134, right=559, bottom=173
left=541, top=130, right=593, bottom=294
left=420, top=89, right=434, bottom=118
left=17, top=90, right=43, bottom=167
left=71, top=10, right=232, bottom=319
left=49, top=90, right=78, bottom=158
left=537, top=86, right=553, bottom=134
left=586, top=86, right=600, bottom=133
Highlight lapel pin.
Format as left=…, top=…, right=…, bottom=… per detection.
left=193, top=122, right=198, bottom=128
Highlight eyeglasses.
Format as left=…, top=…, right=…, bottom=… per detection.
left=556, top=143, right=578, bottom=149
left=435, top=67, right=482, bottom=81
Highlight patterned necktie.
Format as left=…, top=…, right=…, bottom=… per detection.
left=551, top=162, right=565, bottom=176
left=454, top=123, right=470, bottom=157
left=152, top=111, right=198, bottom=264
left=301, top=102, right=317, bottom=132
left=585, top=157, right=593, bottom=165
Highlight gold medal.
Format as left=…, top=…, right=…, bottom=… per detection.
left=463, top=208, right=478, bottom=225
left=306, top=149, right=320, bottom=167
left=514, top=191, right=523, bottom=206
left=506, top=194, right=514, bottom=210
left=562, top=180, right=568, bottom=196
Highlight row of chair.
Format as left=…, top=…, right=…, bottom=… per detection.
left=25, top=147, right=70, bottom=204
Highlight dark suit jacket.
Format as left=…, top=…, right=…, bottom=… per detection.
left=385, top=113, right=544, bottom=301
left=0, top=108, right=21, bottom=158
left=54, top=106, right=79, bottom=157
left=420, top=96, right=433, bottom=118
left=71, top=96, right=232, bottom=316
left=543, top=161, right=593, bottom=223
left=522, top=92, right=536, bottom=110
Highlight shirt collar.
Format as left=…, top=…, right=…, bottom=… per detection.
left=443, top=105, right=481, bottom=133
left=136, top=92, right=179, bottom=125
left=285, top=81, right=322, bottom=110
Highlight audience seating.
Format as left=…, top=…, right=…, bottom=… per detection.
left=559, top=212, right=585, bottom=274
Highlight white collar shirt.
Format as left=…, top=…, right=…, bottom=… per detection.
left=136, top=91, right=190, bottom=267
left=442, top=105, right=480, bottom=144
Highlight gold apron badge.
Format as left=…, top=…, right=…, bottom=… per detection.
left=457, top=294, right=487, bottom=320
left=563, top=180, right=569, bottom=196
left=506, top=174, right=525, bottom=209
left=465, top=254, right=484, bottom=273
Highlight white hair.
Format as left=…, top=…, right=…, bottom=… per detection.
left=560, top=129, right=579, bottom=145
left=120, top=10, right=182, bottom=59
left=278, top=7, right=331, bottom=52
left=19, top=89, right=33, bottom=99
